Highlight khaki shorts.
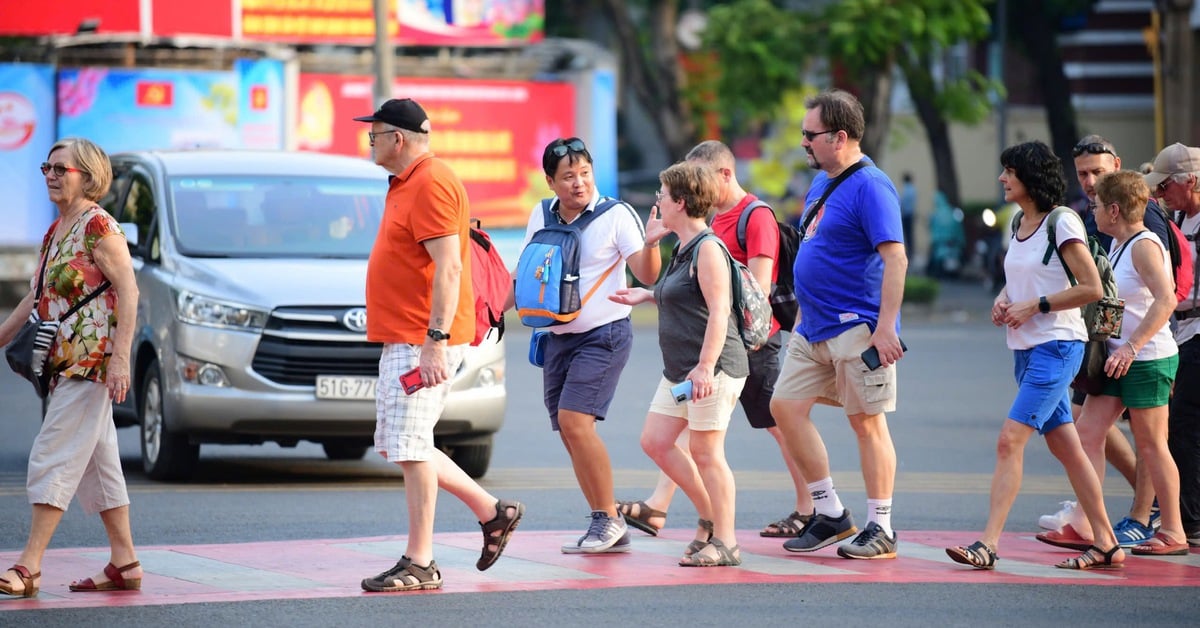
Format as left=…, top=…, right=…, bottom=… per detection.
left=647, top=372, right=746, bottom=431
left=774, top=323, right=897, bottom=416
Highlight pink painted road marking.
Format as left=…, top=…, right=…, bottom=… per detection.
left=2, top=530, right=1197, bottom=610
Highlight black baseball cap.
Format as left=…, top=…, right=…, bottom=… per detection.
left=353, top=98, right=430, bottom=133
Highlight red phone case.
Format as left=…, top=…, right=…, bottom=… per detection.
left=400, top=367, right=424, bottom=395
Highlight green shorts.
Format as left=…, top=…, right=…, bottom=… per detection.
left=1101, top=354, right=1178, bottom=408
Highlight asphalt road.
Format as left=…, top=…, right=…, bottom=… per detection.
left=1, top=282, right=1195, bottom=626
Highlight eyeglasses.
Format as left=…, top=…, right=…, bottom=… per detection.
left=1156, top=178, right=1173, bottom=195
left=655, top=190, right=670, bottom=203
left=40, top=162, right=82, bottom=177
left=1071, top=142, right=1116, bottom=158
left=550, top=138, right=587, bottom=157
left=367, top=130, right=398, bottom=146
left=802, top=129, right=838, bottom=142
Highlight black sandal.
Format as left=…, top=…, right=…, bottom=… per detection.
left=1055, top=545, right=1124, bottom=570
left=361, top=557, right=443, bottom=592
left=760, top=511, right=813, bottom=538
left=616, top=500, right=666, bottom=536
left=945, top=541, right=997, bottom=570
left=476, top=499, right=525, bottom=571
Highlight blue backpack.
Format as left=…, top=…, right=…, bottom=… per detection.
left=515, top=197, right=624, bottom=327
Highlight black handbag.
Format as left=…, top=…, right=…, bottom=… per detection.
left=5, top=249, right=111, bottom=398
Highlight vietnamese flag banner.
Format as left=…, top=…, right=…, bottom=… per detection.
left=297, top=73, right=573, bottom=227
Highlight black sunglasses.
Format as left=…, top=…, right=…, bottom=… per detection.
left=550, top=139, right=587, bottom=157
left=802, top=129, right=838, bottom=142
left=1072, top=142, right=1116, bottom=158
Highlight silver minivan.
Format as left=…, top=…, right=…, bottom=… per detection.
left=102, top=150, right=506, bottom=481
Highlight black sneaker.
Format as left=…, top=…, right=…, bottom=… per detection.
left=783, top=508, right=857, bottom=552
left=837, top=521, right=897, bottom=559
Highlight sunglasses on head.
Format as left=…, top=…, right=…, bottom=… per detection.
left=1072, top=142, right=1116, bottom=158
left=550, top=139, right=587, bottom=157
left=40, top=162, right=82, bottom=177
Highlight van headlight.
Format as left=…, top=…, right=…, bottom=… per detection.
left=176, top=291, right=268, bottom=330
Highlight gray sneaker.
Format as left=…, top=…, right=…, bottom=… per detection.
left=562, top=511, right=631, bottom=554
left=837, top=521, right=897, bottom=559
left=783, top=508, right=857, bottom=552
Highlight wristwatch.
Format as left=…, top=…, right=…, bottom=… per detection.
left=426, top=328, right=451, bottom=342
left=1038, top=296, right=1051, bottom=314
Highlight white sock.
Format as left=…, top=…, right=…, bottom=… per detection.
left=868, top=498, right=893, bottom=535
left=807, top=477, right=844, bottom=518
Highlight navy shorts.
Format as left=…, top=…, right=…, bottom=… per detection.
left=543, top=318, right=633, bottom=430
left=741, top=330, right=783, bottom=429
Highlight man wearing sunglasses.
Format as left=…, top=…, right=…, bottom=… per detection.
left=1144, top=142, right=1200, bottom=549
left=521, top=137, right=664, bottom=554
left=770, top=89, right=907, bottom=559
left=353, top=98, right=525, bottom=592
left=1036, top=135, right=1177, bottom=550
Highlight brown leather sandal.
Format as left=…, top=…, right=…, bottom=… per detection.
left=616, top=500, right=667, bottom=536
left=69, top=560, right=142, bottom=592
left=476, top=499, right=525, bottom=571
left=680, top=538, right=742, bottom=567
left=761, top=511, right=813, bottom=538
left=0, top=564, right=40, bottom=598
left=361, top=557, right=443, bottom=592
left=683, top=518, right=714, bottom=558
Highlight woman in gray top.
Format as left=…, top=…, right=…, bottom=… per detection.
left=610, top=162, right=749, bottom=567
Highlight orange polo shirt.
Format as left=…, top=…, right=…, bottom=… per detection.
left=366, top=152, right=475, bottom=345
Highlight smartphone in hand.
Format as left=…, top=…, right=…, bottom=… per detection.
left=861, top=338, right=908, bottom=371
left=400, top=367, right=424, bottom=395
left=670, top=380, right=694, bottom=404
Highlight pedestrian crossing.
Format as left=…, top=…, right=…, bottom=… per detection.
left=2, top=529, right=1196, bottom=611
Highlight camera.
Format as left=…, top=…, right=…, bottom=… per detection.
left=670, top=380, right=693, bottom=404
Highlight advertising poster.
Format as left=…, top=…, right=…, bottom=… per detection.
left=297, top=73, right=574, bottom=227
left=58, top=67, right=241, bottom=153
left=235, top=59, right=285, bottom=149
left=0, top=64, right=57, bottom=246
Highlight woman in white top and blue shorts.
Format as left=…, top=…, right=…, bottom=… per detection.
left=946, top=141, right=1124, bottom=570
left=1074, top=170, right=1187, bottom=555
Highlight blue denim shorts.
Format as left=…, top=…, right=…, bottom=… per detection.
left=542, top=318, right=633, bottom=430
left=1009, top=340, right=1084, bottom=435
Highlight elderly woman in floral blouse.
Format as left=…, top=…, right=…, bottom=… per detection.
left=0, top=138, right=142, bottom=597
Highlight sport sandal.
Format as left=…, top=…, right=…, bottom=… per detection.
left=945, top=541, right=997, bottom=570
left=616, top=500, right=666, bottom=536
left=0, top=565, right=40, bottom=598
left=760, top=510, right=813, bottom=538
left=477, top=499, right=525, bottom=571
left=69, top=560, right=141, bottom=592
left=683, top=518, right=714, bottom=558
left=362, top=557, right=443, bottom=592
left=679, top=538, right=741, bottom=567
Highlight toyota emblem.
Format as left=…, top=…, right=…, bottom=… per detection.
left=342, top=308, right=368, bottom=332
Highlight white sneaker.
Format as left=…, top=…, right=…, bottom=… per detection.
left=1038, top=500, right=1077, bottom=531
left=561, top=511, right=630, bottom=554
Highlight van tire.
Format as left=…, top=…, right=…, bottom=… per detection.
left=140, top=361, right=199, bottom=481
left=449, top=437, right=493, bottom=479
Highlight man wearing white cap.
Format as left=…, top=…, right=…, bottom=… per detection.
left=1145, top=142, right=1200, bottom=547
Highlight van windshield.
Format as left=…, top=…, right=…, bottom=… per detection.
left=169, top=176, right=385, bottom=257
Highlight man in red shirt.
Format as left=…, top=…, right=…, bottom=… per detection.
left=617, top=140, right=813, bottom=539
left=355, top=98, right=523, bottom=592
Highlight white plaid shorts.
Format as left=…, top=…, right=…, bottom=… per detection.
left=375, top=343, right=465, bottom=462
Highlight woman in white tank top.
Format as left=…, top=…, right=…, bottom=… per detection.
left=1075, top=170, right=1188, bottom=556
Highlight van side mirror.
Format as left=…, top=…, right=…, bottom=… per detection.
left=120, top=222, right=140, bottom=248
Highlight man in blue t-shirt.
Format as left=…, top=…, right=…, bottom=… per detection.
left=770, top=89, right=907, bottom=560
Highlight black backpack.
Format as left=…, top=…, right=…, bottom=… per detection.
left=734, top=199, right=800, bottom=330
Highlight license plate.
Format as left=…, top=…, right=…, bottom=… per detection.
left=315, top=375, right=376, bottom=400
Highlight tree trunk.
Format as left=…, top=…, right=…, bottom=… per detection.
left=1012, top=0, right=1080, bottom=196
left=597, top=0, right=695, bottom=158
left=898, top=54, right=961, bottom=209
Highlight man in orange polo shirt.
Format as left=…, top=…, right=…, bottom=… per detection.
left=355, top=98, right=523, bottom=592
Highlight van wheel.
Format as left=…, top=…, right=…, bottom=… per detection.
left=322, top=441, right=369, bottom=461
left=449, top=437, right=493, bottom=479
left=140, top=361, right=199, bottom=481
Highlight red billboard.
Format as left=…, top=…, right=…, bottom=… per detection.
left=0, top=0, right=543, bottom=46
left=297, top=74, right=573, bottom=227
